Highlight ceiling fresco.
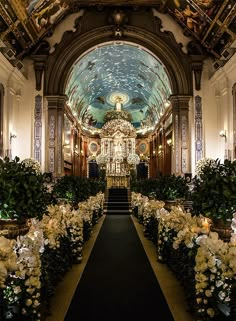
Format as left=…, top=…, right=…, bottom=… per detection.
left=65, top=43, right=172, bottom=131
left=0, top=0, right=70, bottom=57
left=167, top=0, right=236, bottom=57
left=0, top=1, right=235, bottom=59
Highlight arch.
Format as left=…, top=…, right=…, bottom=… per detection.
left=45, top=14, right=192, bottom=97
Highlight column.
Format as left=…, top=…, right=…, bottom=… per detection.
left=170, top=95, right=191, bottom=175
left=45, top=95, right=66, bottom=177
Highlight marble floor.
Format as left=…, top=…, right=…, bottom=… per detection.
left=45, top=215, right=195, bottom=321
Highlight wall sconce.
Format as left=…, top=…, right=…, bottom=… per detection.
left=219, top=130, right=226, bottom=140
left=158, top=145, right=163, bottom=155
left=167, top=138, right=172, bottom=146
left=10, top=133, right=17, bottom=143
left=63, top=139, right=70, bottom=147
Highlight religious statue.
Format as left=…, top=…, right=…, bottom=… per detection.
left=115, top=96, right=123, bottom=111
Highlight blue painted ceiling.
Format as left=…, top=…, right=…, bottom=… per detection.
left=65, top=43, right=172, bottom=131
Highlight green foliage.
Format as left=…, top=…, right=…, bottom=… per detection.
left=0, top=157, right=51, bottom=221
left=53, top=176, right=105, bottom=205
left=41, top=237, right=73, bottom=302
left=132, top=178, right=158, bottom=196
left=155, top=174, right=189, bottom=200
left=133, top=175, right=189, bottom=200
left=130, top=169, right=138, bottom=191
left=99, top=168, right=106, bottom=180
left=104, top=109, right=132, bottom=123
left=192, top=159, right=236, bottom=222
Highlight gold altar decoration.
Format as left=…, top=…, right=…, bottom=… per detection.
left=96, top=118, right=139, bottom=188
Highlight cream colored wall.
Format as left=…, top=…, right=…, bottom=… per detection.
left=191, top=54, right=236, bottom=174
left=209, top=55, right=236, bottom=162
left=0, top=54, right=45, bottom=169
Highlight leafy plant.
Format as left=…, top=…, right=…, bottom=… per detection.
left=53, top=176, right=105, bottom=205
left=155, top=174, right=189, bottom=200
left=134, top=175, right=189, bottom=201
left=191, top=159, right=236, bottom=222
left=0, top=157, right=50, bottom=221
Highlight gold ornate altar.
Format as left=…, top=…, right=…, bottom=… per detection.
left=96, top=112, right=140, bottom=187
left=106, top=175, right=130, bottom=188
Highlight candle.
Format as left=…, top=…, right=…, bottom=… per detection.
left=202, top=218, right=210, bottom=232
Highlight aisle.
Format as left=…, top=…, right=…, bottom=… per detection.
left=64, top=215, right=175, bottom=321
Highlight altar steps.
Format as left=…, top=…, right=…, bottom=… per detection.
left=104, top=188, right=131, bottom=215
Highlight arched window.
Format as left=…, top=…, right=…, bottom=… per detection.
left=0, top=84, right=4, bottom=158
left=233, top=84, right=236, bottom=159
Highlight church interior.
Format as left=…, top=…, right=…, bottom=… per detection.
left=0, top=1, right=236, bottom=321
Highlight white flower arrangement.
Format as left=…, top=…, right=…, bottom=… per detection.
left=1, top=192, right=104, bottom=320
left=131, top=192, right=149, bottom=221
left=60, top=204, right=83, bottom=262
left=157, top=206, right=210, bottom=261
left=21, top=158, right=41, bottom=175
left=131, top=192, right=147, bottom=208
left=195, top=157, right=217, bottom=177
left=194, top=232, right=236, bottom=319
left=4, top=221, right=44, bottom=320
left=0, top=236, right=17, bottom=288
left=132, top=191, right=236, bottom=319
left=96, top=154, right=109, bottom=165
left=127, top=153, right=140, bottom=165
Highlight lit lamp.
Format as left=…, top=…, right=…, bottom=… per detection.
left=167, top=138, right=172, bottom=146
left=219, top=130, right=226, bottom=140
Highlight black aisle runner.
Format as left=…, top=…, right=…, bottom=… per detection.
left=64, top=215, right=175, bottom=321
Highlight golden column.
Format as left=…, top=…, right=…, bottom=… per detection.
left=45, top=95, right=67, bottom=177
left=170, top=95, right=191, bottom=175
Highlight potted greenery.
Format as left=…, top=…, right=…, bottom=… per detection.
left=191, top=158, right=236, bottom=240
left=155, top=174, right=189, bottom=210
left=53, top=176, right=105, bottom=206
left=0, top=157, right=50, bottom=237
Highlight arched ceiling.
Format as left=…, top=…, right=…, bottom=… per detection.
left=0, top=0, right=236, bottom=60
left=65, top=42, right=172, bottom=132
